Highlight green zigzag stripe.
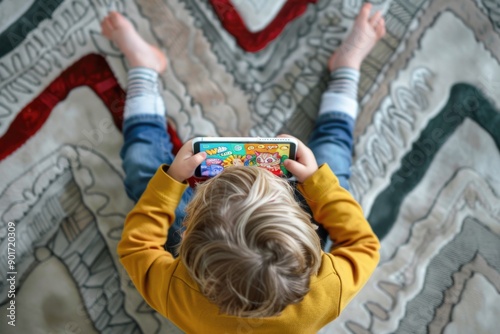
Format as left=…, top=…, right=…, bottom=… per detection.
left=0, top=0, right=64, bottom=57
left=369, top=83, right=500, bottom=239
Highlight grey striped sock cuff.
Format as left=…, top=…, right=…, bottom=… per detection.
left=124, top=67, right=165, bottom=120
left=127, top=67, right=159, bottom=99
left=327, top=67, right=360, bottom=99
left=318, top=67, right=360, bottom=119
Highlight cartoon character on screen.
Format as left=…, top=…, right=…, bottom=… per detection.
left=255, top=151, right=283, bottom=176
left=222, top=155, right=245, bottom=168
left=244, top=154, right=256, bottom=166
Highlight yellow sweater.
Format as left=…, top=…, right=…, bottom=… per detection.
left=118, top=164, right=380, bottom=333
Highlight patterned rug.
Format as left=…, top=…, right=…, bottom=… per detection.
left=1, top=0, right=499, bottom=333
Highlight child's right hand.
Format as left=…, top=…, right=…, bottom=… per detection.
left=279, top=135, right=318, bottom=183
left=167, top=139, right=206, bottom=183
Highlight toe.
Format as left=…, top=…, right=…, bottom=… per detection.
left=108, top=11, right=124, bottom=28
left=100, top=17, right=107, bottom=30
left=375, top=19, right=386, bottom=38
left=369, top=11, right=382, bottom=27
left=358, top=3, right=373, bottom=21
left=328, top=53, right=337, bottom=71
left=101, top=17, right=113, bottom=36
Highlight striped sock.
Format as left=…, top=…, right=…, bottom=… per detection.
left=319, top=67, right=360, bottom=119
left=124, top=67, right=165, bottom=120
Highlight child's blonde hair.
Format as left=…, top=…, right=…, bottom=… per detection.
left=179, top=166, right=322, bottom=317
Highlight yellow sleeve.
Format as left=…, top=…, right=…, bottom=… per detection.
left=297, top=164, right=380, bottom=311
left=117, top=164, right=188, bottom=316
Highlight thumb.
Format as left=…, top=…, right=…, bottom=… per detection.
left=186, top=151, right=206, bottom=170
left=284, top=159, right=308, bottom=182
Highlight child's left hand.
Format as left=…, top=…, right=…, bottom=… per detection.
left=167, top=140, right=207, bottom=182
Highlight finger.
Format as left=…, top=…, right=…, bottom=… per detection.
left=295, top=139, right=314, bottom=161
left=358, top=3, right=372, bottom=21
left=278, top=134, right=305, bottom=151
left=178, top=139, right=195, bottom=157
left=277, top=133, right=294, bottom=139
left=277, top=133, right=307, bottom=159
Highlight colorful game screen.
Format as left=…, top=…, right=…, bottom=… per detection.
left=195, top=141, right=295, bottom=177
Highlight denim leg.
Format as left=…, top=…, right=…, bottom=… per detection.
left=120, top=68, right=195, bottom=255
left=308, top=111, right=355, bottom=190
left=120, top=115, right=175, bottom=201
left=120, top=115, right=194, bottom=255
left=304, top=111, right=355, bottom=249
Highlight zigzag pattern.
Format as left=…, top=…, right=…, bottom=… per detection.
left=1, top=0, right=500, bottom=333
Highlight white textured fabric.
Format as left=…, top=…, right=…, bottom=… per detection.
left=319, top=92, right=359, bottom=119
left=123, top=67, right=165, bottom=119
left=4, top=1, right=500, bottom=334
left=0, top=0, right=35, bottom=31
left=319, top=67, right=360, bottom=119
left=230, top=0, right=287, bottom=32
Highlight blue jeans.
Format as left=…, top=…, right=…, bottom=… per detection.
left=120, top=115, right=194, bottom=254
left=121, top=112, right=354, bottom=253
left=309, top=111, right=354, bottom=190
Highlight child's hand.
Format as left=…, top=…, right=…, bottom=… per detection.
left=279, top=135, right=318, bottom=183
left=167, top=140, right=207, bottom=182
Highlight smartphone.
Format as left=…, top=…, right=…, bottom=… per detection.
left=192, top=137, right=298, bottom=178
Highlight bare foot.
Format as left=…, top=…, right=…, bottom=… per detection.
left=101, top=11, right=167, bottom=73
left=328, top=3, right=386, bottom=71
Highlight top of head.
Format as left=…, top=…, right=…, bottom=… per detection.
left=178, top=166, right=322, bottom=317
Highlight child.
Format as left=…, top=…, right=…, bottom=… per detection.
left=105, top=3, right=384, bottom=332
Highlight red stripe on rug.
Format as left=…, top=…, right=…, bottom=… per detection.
left=210, top=0, right=317, bottom=52
left=0, top=53, right=182, bottom=161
